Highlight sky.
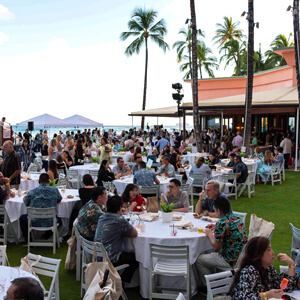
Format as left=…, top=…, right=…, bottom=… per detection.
left=0, top=0, right=295, bottom=128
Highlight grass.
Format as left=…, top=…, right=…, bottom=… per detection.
left=4, top=171, right=300, bottom=300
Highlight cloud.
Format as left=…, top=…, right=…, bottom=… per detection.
left=0, top=4, right=14, bottom=20
left=0, top=32, right=8, bottom=46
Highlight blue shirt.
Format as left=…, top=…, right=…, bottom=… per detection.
left=24, top=183, right=62, bottom=226
left=156, top=138, right=169, bottom=152
left=190, top=163, right=212, bottom=183
left=133, top=168, right=157, bottom=186
left=94, top=212, right=134, bottom=262
left=132, top=164, right=138, bottom=175
left=157, top=163, right=175, bottom=178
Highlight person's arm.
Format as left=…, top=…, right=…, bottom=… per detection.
left=8, top=169, right=21, bottom=183
left=48, top=170, right=54, bottom=181
left=65, top=158, right=73, bottom=167
left=173, top=206, right=189, bottom=213
left=128, top=228, right=138, bottom=237
left=277, top=253, right=296, bottom=277
left=2, top=178, right=11, bottom=200
left=204, top=228, right=222, bottom=251
left=48, top=146, right=53, bottom=160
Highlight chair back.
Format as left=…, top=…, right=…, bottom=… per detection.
left=221, top=173, right=236, bottom=182
left=233, top=211, right=247, bottom=225
left=205, top=270, right=234, bottom=300
left=127, top=162, right=136, bottom=169
left=58, top=169, right=65, bottom=175
left=152, top=162, right=161, bottom=168
left=0, top=205, right=7, bottom=245
left=27, top=207, right=56, bottom=226
left=26, top=253, right=61, bottom=300
left=189, top=173, right=205, bottom=187
left=290, top=223, right=300, bottom=260
left=175, top=174, right=183, bottom=184
left=66, top=169, right=80, bottom=189
left=89, top=170, right=98, bottom=183
left=247, top=164, right=253, bottom=172
left=139, top=185, right=159, bottom=199
left=28, top=163, right=38, bottom=173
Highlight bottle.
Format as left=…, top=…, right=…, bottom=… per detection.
left=18, top=186, right=22, bottom=197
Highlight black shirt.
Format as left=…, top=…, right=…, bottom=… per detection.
left=1, top=151, right=21, bottom=185
left=234, top=161, right=248, bottom=183
left=79, top=187, right=94, bottom=206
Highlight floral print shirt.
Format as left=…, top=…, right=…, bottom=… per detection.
left=232, top=265, right=298, bottom=300
left=215, top=213, right=247, bottom=265
left=76, top=200, right=103, bottom=241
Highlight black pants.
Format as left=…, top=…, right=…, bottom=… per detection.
left=113, top=252, right=138, bottom=283
left=284, top=153, right=290, bottom=169
left=20, top=214, right=62, bottom=243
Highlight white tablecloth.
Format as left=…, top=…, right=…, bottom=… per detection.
left=20, top=174, right=40, bottom=191
left=70, top=164, right=115, bottom=180
left=221, top=158, right=257, bottom=174
left=182, top=153, right=208, bottom=164
left=113, top=175, right=171, bottom=196
left=124, top=212, right=214, bottom=298
left=5, top=189, right=80, bottom=239
left=0, top=266, right=41, bottom=300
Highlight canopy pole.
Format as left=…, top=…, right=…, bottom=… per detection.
left=157, top=117, right=158, bottom=126
left=221, top=111, right=224, bottom=137
left=295, top=107, right=299, bottom=171
left=132, top=116, right=133, bottom=128
left=183, top=110, right=186, bottom=141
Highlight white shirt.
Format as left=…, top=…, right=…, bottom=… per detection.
left=124, top=151, right=133, bottom=163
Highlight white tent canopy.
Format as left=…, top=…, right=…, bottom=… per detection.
left=63, top=114, right=103, bottom=128
left=16, top=113, right=70, bottom=127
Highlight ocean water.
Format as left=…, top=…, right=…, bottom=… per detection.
left=12, top=124, right=193, bottom=137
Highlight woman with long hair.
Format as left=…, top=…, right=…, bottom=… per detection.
left=74, top=138, right=85, bottom=165
left=62, top=150, right=73, bottom=168
left=256, top=150, right=275, bottom=183
left=48, top=139, right=58, bottom=161
left=79, top=174, right=95, bottom=206
left=96, top=159, right=114, bottom=186
left=18, top=139, right=34, bottom=171
left=122, top=184, right=146, bottom=212
left=48, top=160, right=59, bottom=182
left=100, top=137, right=112, bottom=163
left=252, top=146, right=263, bottom=160
left=190, top=157, right=212, bottom=183
left=230, top=236, right=298, bottom=299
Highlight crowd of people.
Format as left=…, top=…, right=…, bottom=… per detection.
left=0, top=125, right=299, bottom=299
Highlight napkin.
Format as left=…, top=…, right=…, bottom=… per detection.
left=201, top=216, right=220, bottom=223
left=173, top=219, right=193, bottom=228
left=172, top=213, right=183, bottom=221
left=140, top=213, right=159, bottom=222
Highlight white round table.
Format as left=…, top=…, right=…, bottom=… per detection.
left=124, top=212, right=214, bottom=298
left=221, top=158, right=257, bottom=174
left=69, top=164, right=115, bottom=180
left=20, top=174, right=40, bottom=191
left=182, top=153, right=208, bottom=164
left=5, top=189, right=80, bottom=240
left=0, top=266, right=41, bottom=300
left=113, top=175, right=171, bottom=196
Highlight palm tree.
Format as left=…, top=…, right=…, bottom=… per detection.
left=120, top=7, right=169, bottom=129
left=265, top=33, right=294, bottom=67
left=213, top=16, right=245, bottom=48
left=179, top=40, right=219, bottom=79
left=219, top=39, right=247, bottom=76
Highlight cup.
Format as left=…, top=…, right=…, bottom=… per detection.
left=140, top=223, right=146, bottom=233
left=170, top=227, right=178, bottom=236
left=198, top=228, right=204, bottom=234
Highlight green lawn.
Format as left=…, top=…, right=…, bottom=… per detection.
left=5, top=171, right=300, bottom=300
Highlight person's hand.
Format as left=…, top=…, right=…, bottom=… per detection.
left=266, top=289, right=284, bottom=299
left=206, top=224, right=216, bottom=230
left=121, top=207, right=127, bottom=215
left=204, top=228, right=213, bottom=238
left=277, top=253, right=294, bottom=266
left=29, top=153, right=32, bottom=158
left=199, top=191, right=205, bottom=201
left=129, top=202, right=137, bottom=210
left=165, top=191, right=170, bottom=197
left=161, top=193, right=165, bottom=202
left=124, top=163, right=129, bottom=168
left=2, top=177, right=9, bottom=184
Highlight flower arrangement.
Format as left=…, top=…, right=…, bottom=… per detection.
left=205, top=160, right=210, bottom=164
left=160, top=202, right=175, bottom=213
left=92, top=157, right=99, bottom=163
left=187, top=147, right=192, bottom=152
left=49, top=179, right=58, bottom=187
left=239, top=152, right=246, bottom=157
left=141, top=151, right=147, bottom=156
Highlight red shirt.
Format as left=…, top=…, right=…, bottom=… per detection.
left=122, top=195, right=146, bottom=212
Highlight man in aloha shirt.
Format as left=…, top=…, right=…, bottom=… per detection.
left=156, top=156, right=175, bottom=178
left=76, top=186, right=107, bottom=241
left=195, top=196, right=247, bottom=289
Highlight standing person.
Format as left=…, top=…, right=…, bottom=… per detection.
left=18, top=139, right=34, bottom=171
left=94, top=196, right=138, bottom=283
left=35, top=129, right=44, bottom=152
left=0, top=141, right=21, bottom=189
left=156, top=135, right=169, bottom=153
left=280, top=135, right=292, bottom=169
left=232, top=131, right=243, bottom=149
left=48, top=139, right=58, bottom=161
left=230, top=236, right=298, bottom=299
left=195, top=196, right=247, bottom=290
left=100, top=137, right=112, bottom=163
left=202, top=132, right=210, bottom=153
left=74, top=138, right=85, bottom=165
left=23, top=129, right=32, bottom=144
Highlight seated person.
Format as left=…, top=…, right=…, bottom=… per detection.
left=209, top=153, right=219, bottom=165
left=234, top=155, right=248, bottom=184
left=123, top=146, right=134, bottom=163
left=274, top=146, right=284, bottom=166
left=147, top=148, right=158, bottom=163
left=161, top=179, right=189, bottom=213
left=79, top=174, right=96, bottom=207
left=112, top=157, right=131, bottom=179
left=195, top=196, right=247, bottom=290
left=76, top=187, right=107, bottom=241
left=251, top=146, right=263, bottom=160
left=256, top=150, right=274, bottom=183
left=190, top=157, right=212, bottom=183
left=230, top=236, right=299, bottom=299
left=195, top=180, right=231, bottom=218
left=0, top=172, right=15, bottom=203
left=62, top=150, right=73, bottom=168
left=228, top=146, right=239, bottom=158
left=96, top=159, right=115, bottom=187
left=211, top=144, right=223, bottom=159
left=56, top=154, right=67, bottom=175
left=94, top=196, right=138, bottom=283
left=19, top=173, right=62, bottom=243
left=156, top=156, right=175, bottom=178
left=131, top=153, right=143, bottom=175
left=133, top=161, right=160, bottom=186
left=179, top=142, right=188, bottom=155
left=48, top=160, right=59, bottom=183
left=122, top=184, right=146, bottom=212
left=223, top=153, right=236, bottom=170
left=6, top=277, right=44, bottom=300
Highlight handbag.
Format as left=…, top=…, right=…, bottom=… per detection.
left=146, top=196, right=159, bottom=213
left=65, top=227, right=77, bottom=270
left=83, top=245, right=122, bottom=300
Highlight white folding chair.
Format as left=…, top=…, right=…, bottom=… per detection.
left=89, top=169, right=98, bottom=183
left=189, top=174, right=205, bottom=201
left=176, top=293, right=186, bottom=300
left=180, top=184, right=194, bottom=212
left=149, top=243, right=191, bottom=300
left=66, top=169, right=80, bottom=189
left=247, top=164, right=253, bottom=173
left=139, top=185, right=159, bottom=200
left=237, top=172, right=255, bottom=198
left=205, top=270, right=234, bottom=300
left=221, top=173, right=237, bottom=200
left=28, top=163, right=39, bottom=173
left=0, top=245, right=7, bottom=265
left=80, top=237, right=129, bottom=299
left=0, top=205, right=19, bottom=245
left=73, top=220, right=82, bottom=281
left=175, top=174, right=183, bottom=184
left=27, top=207, right=60, bottom=254
left=264, top=163, right=281, bottom=186
left=186, top=176, right=194, bottom=202
left=290, top=223, right=300, bottom=261
left=26, top=253, right=61, bottom=300
left=233, top=211, right=247, bottom=225
left=127, top=162, right=136, bottom=169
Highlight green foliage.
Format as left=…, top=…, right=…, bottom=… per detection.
left=187, top=148, right=192, bottom=152
left=119, top=148, right=126, bottom=152
left=146, top=167, right=151, bottom=170
left=205, top=160, right=210, bottom=164
left=141, top=151, right=147, bottom=156
left=49, top=179, right=58, bottom=187
left=160, top=202, right=175, bottom=212
left=239, top=152, right=246, bottom=157
left=92, top=156, right=99, bottom=163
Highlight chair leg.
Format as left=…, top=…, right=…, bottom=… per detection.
left=121, top=289, right=128, bottom=300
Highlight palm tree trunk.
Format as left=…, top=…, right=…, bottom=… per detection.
left=188, top=44, right=193, bottom=78
left=293, top=0, right=300, bottom=107
left=190, top=0, right=201, bottom=152
left=243, top=0, right=254, bottom=155
left=141, top=37, right=148, bottom=129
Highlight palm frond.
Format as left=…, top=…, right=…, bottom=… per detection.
left=124, top=36, right=144, bottom=56
left=150, top=34, right=170, bottom=52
